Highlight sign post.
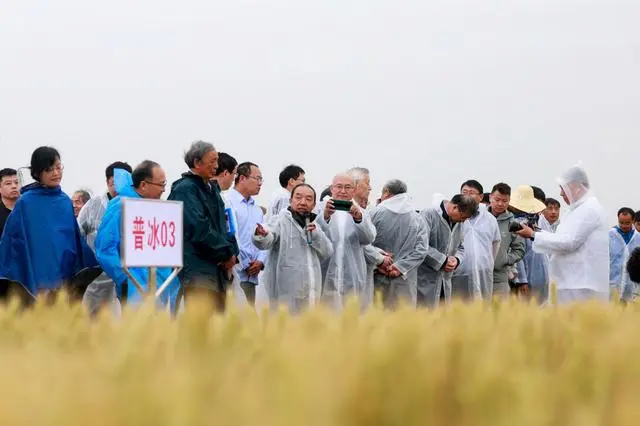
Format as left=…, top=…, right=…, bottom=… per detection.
left=120, top=198, right=183, bottom=301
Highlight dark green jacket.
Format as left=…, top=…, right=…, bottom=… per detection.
left=168, top=173, right=239, bottom=287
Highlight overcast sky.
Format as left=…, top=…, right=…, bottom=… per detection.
left=1, top=0, right=638, bottom=223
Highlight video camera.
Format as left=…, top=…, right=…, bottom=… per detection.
left=508, top=213, right=540, bottom=233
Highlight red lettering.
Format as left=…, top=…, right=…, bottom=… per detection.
left=147, top=217, right=160, bottom=250
left=132, top=216, right=145, bottom=251
left=168, top=221, right=176, bottom=247
left=160, top=221, right=168, bottom=247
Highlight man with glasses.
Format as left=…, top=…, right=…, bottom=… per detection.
left=167, top=141, right=239, bottom=314
left=226, top=162, right=267, bottom=306
left=451, top=180, right=501, bottom=301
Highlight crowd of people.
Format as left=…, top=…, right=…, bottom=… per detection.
left=1, top=141, right=640, bottom=316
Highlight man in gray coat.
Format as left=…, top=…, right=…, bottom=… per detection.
left=418, top=194, right=478, bottom=308
left=488, top=183, right=526, bottom=297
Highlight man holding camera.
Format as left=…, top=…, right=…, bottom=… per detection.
left=515, top=165, right=609, bottom=304
left=316, top=172, right=376, bottom=310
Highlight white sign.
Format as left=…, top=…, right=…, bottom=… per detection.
left=121, top=198, right=183, bottom=268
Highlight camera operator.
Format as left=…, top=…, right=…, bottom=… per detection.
left=508, top=186, right=549, bottom=304
left=514, top=165, right=609, bottom=304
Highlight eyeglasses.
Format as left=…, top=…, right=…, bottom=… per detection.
left=144, top=180, right=167, bottom=188
left=247, top=176, right=264, bottom=183
left=44, top=164, right=64, bottom=173
left=333, top=184, right=354, bottom=191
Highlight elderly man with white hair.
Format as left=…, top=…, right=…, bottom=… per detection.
left=369, top=179, right=428, bottom=309
left=316, top=172, right=376, bottom=309
left=515, top=164, right=609, bottom=304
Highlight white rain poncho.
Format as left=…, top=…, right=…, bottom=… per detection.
left=451, top=204, right=501, bottom=300
left=76, top=193, right=121, bottom=316
left=608, top=228, right=640, bottom=301
left=252, top=209, right=333, bottom=314
left=417, top=206, right=465, bottom=308
left=369, top=194, right=428, bottom=308
left=532, top=164, right=609, bottom=303
left=316, top=201, right=376, bottom=310
left=362, top=245, right=386, bottom=309
left=266, top=188, right=290, bottom=225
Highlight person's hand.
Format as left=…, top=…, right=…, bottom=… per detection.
left=515, top=224, right=534, bottom=239
left=306, top=222, right=317, bottom=233
left=375, top=265, right=389, bottom=276
left=442, top=256, right=458, bottom=272
left=219, top=255, right=237, bottom=271
left=388, top=265, right=401, bottom=278
left=255, top=223, right=268, bottom=237
left=380, top=254, right=394, bottom=269
left=519, top=283, right=530, bottom=296
left=349, top=204, right=363, bottom=222
left=324, top=199, right=336, bottom=221
left=246, top=260, right=263, bottom=277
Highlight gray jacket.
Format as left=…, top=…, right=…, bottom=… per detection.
left=417, top=206, right=465, bottom=308
left=491, top=210, right=525, bottom=289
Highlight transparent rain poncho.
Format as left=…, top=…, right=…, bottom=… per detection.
left=77, top=193, right=121, bottom=316
left=451, top=204, right=501, bottom=300
left=369, top=194, right=428, bottom=308
left=417, top=206, right=465, bottom=308
left=532, top=164, right=610, bottom=303
left=316, top=201, right=376, bottom=310
left=608, top=228, right=640, bottom=301
left=253, top=209, right=333, bottom=314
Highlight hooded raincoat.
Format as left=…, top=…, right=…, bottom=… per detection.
left=253, top=208, right=333, bottom=314
left=316, top=201, right=376, bottom=309
left=417, top=205, right=465, bottom=308
left=369, top=194, right=428, bottom=308
left=95, top=170, right=180, bottom=311
left=532, top=165, right=609, bottom=304
left=0, top=183, right=97, bottom=298
left=451, top=204, right=501, bottom=300
left=609, top=228, right=640, bottom=301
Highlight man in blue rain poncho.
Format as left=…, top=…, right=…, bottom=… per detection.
left=515, top=164, right=609, bottom=304
left=417, top=194, right=477, bottom=308
left=609, top=207, right=640, bottom=302
left=0, top=146, right=97, bottom=301
left=95, top=162, right=180, bottom=311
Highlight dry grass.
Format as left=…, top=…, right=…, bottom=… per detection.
left=0, top=293, right=638, bottom=426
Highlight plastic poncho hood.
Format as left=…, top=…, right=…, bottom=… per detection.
left=558, top=163, right=592, bottom=207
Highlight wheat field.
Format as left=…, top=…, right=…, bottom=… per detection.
left=0, top=292, right=638, bottom=426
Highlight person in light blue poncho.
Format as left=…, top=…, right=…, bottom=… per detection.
left=609, top=208, right=640, bottom=301
left=0, top=146, right=97, bottom=300
left=95, top=161, right=180, bottom=312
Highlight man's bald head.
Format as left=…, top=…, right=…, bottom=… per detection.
left=331, top=172, right=356, bottom=201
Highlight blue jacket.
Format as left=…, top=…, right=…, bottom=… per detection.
left=95, top=170, right=180, bottom=311
left=0, top=183, right=97, bottom=296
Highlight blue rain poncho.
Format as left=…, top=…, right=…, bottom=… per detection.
left=609, top=228, right=640, bottom=301
left=95, top=169, right=180, bottom=311
left=0, top=183, right=97, bottom=297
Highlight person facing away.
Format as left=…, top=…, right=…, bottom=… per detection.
left=369, top=179, right=428, bottom=309
left=0, top=168, right=20, bottom=236
left=510, top=185, right=550, bottom=305
left=418, top=194, right=477, bottom=308
left=0, top=146, right=97, bottom=300
left=167, top=141, right=239, bottom=314
left=515, top=164, right=610, bottom=304
left=539, top=198, right=561, bottom=233
left=253, top=183, right=333, bottom=314
left=316, top=172, right=376, bottom=310
left=226, top=161, right=268, bottom=306
left=488, top=183, right=526, bottom=298
left=627, top=247, right=640, bottom=289
left=608, top=207, right=640, bottom=301
left=72, top=189, right=91, bottom=217
left=451, top=180, right=501, bottom=301
left=77, top=161, right=132, bottom=317
left=95, top=161, right=180, bottom=311
left=266, top=164, right=306, bottom=222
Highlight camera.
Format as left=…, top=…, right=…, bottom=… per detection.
left=509, top=213, right=539, bottom=233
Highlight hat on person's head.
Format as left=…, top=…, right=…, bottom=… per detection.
left=509, top=185, right=547, bottom=214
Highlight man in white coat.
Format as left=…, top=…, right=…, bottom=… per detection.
left=515, top=164, right=609, bottom=304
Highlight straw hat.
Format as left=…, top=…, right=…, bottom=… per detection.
left=509, top=185, right=546, bottom=214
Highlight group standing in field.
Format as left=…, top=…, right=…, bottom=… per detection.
left=1, top=142, right=640, bottom=316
